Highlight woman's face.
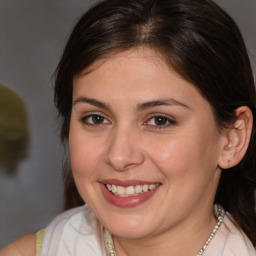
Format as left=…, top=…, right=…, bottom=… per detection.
left=69, top=48, right=224, bottom=239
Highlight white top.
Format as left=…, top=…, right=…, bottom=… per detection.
left=40, top=205, right=256, bottom=256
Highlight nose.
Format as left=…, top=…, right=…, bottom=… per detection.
left=104, top=126, right=145, bottom=172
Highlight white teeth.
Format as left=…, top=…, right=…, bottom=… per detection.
left=142, top=184, right=149, bottom=192
left=116, top=186, right=125, bottom=195
left=106, top=184, right=112, bottom=191
left=126, top=186, right=135, bottom=195
left=112, top=185, right=117, bottom=193
left=105, top=183, right=159, bottom=196
left=149, top=184, right=156, bottom=190
left=135, top=185, right=143, bottom=193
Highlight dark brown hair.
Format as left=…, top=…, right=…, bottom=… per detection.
left=54, top=0, right=256, bottom=245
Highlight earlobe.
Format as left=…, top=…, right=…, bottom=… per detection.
left=218, top=106, right=253, bottom=169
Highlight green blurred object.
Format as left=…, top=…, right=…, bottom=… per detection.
left=0, top=83, right=29, bottom=175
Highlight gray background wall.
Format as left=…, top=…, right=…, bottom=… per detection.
left=0, top=0, right=255, bottom=248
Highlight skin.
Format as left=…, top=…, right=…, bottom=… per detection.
left=1, top=47, right=252, bottom=256
left=69, top=47, right=228, bottom=256
left=0, top=234, right=36, bottom=256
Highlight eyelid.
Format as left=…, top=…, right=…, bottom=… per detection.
left=144, top=113, right=177, bottom=128
left=80, top=112, right=111, bottom=125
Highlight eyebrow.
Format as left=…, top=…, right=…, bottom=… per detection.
left=73, top=97, right=111, bottom=111
left=137, top=98, right=190, bottom=111
left=73, top=97, right=190, bottom=111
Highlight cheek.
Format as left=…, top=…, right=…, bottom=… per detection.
left=68, top=130, right=104, bottom=204
left=147, top=130, right=219, bottom=179
left=69, top=128, right=102, bottom=179
left=150, top=142, right=195, bottom=182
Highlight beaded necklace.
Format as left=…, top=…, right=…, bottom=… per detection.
left=103, top=204, right=225, bottom=256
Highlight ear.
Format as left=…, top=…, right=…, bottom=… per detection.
left=218, top=106, right=253, bottom=169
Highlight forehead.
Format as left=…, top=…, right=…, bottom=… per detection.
left=77, top=47, right=174, bottom=75
left=73, top=47, right=188, bottom=96
left=73, top=48, right=214, bottom=115
left=73, top=47, right=185, bottom=94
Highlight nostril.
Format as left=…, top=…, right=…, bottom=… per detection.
left=104, top=139, right=145, bottom=171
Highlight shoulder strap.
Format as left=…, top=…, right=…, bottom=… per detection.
left=36, top=229, right=45, bottom=256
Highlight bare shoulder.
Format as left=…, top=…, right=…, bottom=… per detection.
left=0, top=233, right=36, bottom=256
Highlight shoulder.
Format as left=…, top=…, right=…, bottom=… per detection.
left=44, top=205, right=98, bottom=240
left=0, top=233, right=36, bottom=256
left=205, top=213, right=256, bottom=256
left=45, top=205, right=89, bottom=233
left=223, top=213, right=256, bottom=255
left=41, top=205, right=105, bottom=255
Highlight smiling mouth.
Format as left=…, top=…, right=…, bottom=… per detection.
left=105, top=183, right=161, bottom=197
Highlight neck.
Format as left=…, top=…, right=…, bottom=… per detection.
left=113, top=206, right=216, bottom=256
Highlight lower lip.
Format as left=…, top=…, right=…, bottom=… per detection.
left=100, top=183, right=161, bottom=207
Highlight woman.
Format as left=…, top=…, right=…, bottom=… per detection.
left=1, top=0, right=256, bottom=255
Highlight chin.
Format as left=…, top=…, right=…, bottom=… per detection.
left=111, top=227, right=153, bottom=240
left=103, top=215, right=159, bottom=239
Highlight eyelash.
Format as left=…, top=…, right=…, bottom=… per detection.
left=80, top=113, right=177, bottom=130
left=144, top=114, right=177, bottom=129
left=80, top=114, right=111, bottom=126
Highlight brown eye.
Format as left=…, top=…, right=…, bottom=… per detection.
left=92, top=115, right=105, bottom=124
left=146, top=115, right=177, bottom=128
left=154, top=116, right=168, bottom=126
left=81, top=114, right=110, bottom=125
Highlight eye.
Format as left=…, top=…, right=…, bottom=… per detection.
left=145, top=115, right=176, bottom=128
left=81, top=114, right=110, bottom=126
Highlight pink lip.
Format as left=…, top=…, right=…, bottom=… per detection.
left=99, top=180, right=161, bottom=208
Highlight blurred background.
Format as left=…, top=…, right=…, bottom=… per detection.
left=0, top=0, right=255, bottom=248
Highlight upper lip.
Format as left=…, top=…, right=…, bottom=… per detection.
left=99, top=179, right=161, bottom=187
